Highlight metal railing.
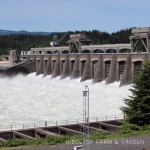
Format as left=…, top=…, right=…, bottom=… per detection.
left=0, top=114, right=124, bottom=131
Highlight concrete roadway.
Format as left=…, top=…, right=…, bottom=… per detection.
left=7, top=135, right=150, bottom=150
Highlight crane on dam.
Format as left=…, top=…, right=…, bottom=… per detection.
left=50, top=32, right=68, bottom=47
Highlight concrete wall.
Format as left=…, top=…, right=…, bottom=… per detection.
left=20, top=53, right=150, bottom=86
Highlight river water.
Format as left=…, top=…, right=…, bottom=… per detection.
left=0, top=73, right=131, bottom=127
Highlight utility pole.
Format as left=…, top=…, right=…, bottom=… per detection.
left=83, top=85, right=89, bottom=150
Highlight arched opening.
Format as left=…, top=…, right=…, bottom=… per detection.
left=134, top=61, right=142, bottom=76
left=47, top=51, right=52, bottom=54
left=105, top=60, right=111, bottom=78
left=71, top=60, right=75, bottom=73
left=62, top=50, right=69, bottom=54
left=92, top=60, right=98, bottom=77
left=81, top=60, right=86, bottom=75
left=36, top=59, right=40, bottom=71
left=61, top=60, right=65, bottom=73
left=54, top=51, right=59, bottom=54
left=82, top=50, right=90, bottom=53
left=105, top=49, right=117, bottom=53
left=119, top=61, right=126, bottom=80
left=93, top=49, right=104, bottom=53
left=39, top=51, right=42, bottom=54
left=44, top=60, right=48, bottom=72
left=52, top=60, right=56, bottom=71
left=119, top=48, right=131, bottom=53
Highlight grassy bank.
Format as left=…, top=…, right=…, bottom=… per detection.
left=0, top=129, right=150, bottom=149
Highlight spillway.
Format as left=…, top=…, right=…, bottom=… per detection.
left=0, top=73, right=131, bottom=127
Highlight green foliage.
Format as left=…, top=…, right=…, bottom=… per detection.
left=0, top=28, right=132, bottom=55
left=120, top=122, right=141, bottom=134
left=1, top=129, right=150, bottom=149
left=0, top=136, right=69, bottom=148
left=121, top=60, right=150, bottom=126
left=89, top=131, right=111, bottom=140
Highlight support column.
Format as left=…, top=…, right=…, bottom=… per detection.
left=106, top=55, right=117, bottom=84
left=61, top=55, right=69, bottom=79
left=81, top=55, right=91, bottom=81
left=43, top=56, right=51, bottom=77
left=36, top=56, right=43, bottom=75
left=31, top=56, right=36, bottom=73
left=70, top=55, right=80, bottom=79
left=131, top=61, right=134, bottom=81
left=9, top=50, right=16, bottom=67
left=116, top=61, right=120, bottom=81
left=51, top=56, right=60, bottom=78
left=92, top=55, right=103, bottom=83
left=120, top=55, right=132, bottom=87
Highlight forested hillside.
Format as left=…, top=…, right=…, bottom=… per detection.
left=0, top=28, right=131, bottom=55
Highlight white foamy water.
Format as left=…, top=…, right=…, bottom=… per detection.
left=0, top=73, right=131, bottom=127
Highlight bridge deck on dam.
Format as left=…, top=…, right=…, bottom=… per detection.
left=14, top=53, right=150, bottom=86
left=0, top=119, right=122, bottom=142
left=30, top=43, right=131, bottom=54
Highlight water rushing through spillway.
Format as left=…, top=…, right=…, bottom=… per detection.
left=0, top=73, right=131, bottom=126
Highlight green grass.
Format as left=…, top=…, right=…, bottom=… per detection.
left=0, top=129, right=150, bottom=149
left=0, top=136, right=70, bottom=149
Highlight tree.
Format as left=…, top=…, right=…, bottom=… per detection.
left=121, top=60, right=150, bottom=126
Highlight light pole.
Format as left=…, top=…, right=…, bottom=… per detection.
left=83, top=85, right=89, bottom=150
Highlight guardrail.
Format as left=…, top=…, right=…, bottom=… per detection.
left=0, top=114, right=124, bottom=131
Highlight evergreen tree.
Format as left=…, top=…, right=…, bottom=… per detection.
left=121, top=60, right=150, bottom=126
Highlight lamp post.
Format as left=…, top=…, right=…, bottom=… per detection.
left=83, top=85, right=89, bottom=150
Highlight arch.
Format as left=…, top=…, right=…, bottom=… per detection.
left=93, top=49, right=104, bottom=53
left=105, top=49, right=117, bottom=53
left=39, top=51, right=42, bottom=54
left=82, top=49, right=91, bottom=53
left=46, top=51, right=52, bottom=54
left=62, top=50, right=69, bottom=54
left=119, top=48, right=131, bottom=53
left=54, top=50, right=59, bottom=54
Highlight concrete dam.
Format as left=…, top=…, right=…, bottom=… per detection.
left=15, top=53, right=146, bottom=87
left=1, top=27, right=150, bottom=86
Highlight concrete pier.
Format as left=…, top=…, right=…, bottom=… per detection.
left=61, top=55, right=69, bottom=79
left=81, top=55, right=91, bottom=81
left=43, top=56, right=51, bottom=77
left=93, top=55, right=103, bottom=83
left=51, top=56, right=60, bottom=78
left=70, top=55, right=80, bottom=79
left=3, top=53, right=149, bottom=86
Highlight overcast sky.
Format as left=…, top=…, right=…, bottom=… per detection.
left=0, top=0, right=150, bottom=33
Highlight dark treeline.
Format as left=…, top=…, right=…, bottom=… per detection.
left=0, top=28, right=132, bottom=55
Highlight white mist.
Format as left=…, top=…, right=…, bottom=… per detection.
left=0, top=73, right=131, bottom=126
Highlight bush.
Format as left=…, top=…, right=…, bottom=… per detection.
left=120, top=122, right=141, bottom=134
left=0, top=136, right=70, bottom=148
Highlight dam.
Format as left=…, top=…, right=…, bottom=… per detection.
left=0, top=27, right=150, bottom=87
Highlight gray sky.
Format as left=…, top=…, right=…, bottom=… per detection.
left=0, top=0, right=150, bottom=33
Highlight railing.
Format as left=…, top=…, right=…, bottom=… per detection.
left=0, top=114, right=124, bottom=131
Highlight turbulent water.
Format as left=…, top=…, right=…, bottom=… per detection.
left=0, top=73, right=131, bottom=127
